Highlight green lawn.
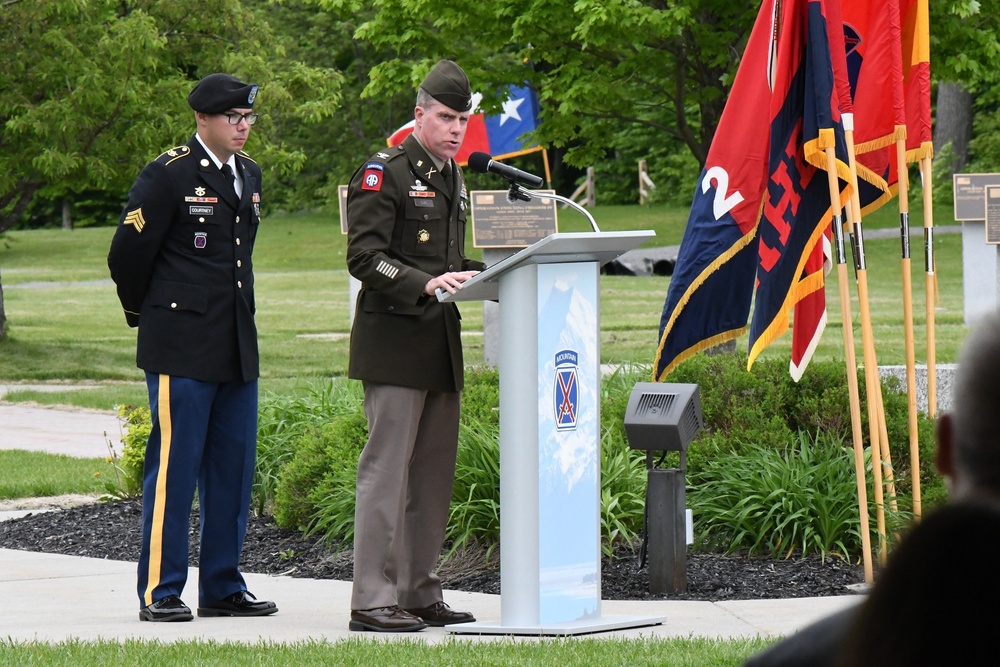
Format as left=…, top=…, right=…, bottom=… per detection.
left=0, top=198, right=967, bottom=396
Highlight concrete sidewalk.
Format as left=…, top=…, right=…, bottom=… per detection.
left=0, top=389, right=864, bottom=644
left=0, top=384, right=122, bottom=459
left=0, top=548, right=861, bottom=643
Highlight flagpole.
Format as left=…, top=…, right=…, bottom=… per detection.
left=920, top=156, right=937, bottom=418
left=541, top=148, right=553, bottom=187
left=843, top=123, right=890, bottom=562
left=824, top=144, right=874, bottom=584
left=896, top=137, right=922, bottom=518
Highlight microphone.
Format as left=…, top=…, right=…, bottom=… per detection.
left=468, top=151, right=544, bottom=188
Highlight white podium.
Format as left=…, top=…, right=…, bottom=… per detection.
left=439, top=231, right=664, bottom=635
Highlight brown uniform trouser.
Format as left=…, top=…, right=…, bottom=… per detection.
left=350, top=382, right=461, bottom=610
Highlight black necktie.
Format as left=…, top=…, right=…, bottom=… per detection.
left=441, top=161, right=453, bottom=196
left=221, top=163, right=234, bottom=188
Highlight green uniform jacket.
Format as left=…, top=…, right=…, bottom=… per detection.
left=346, top=135, right=486, bottom=393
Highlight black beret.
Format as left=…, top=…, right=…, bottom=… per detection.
left=419, top=60, right=472, bottom=112
left=188, top=73, right=259, bottom=114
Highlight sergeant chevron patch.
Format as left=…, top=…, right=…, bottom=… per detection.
left=123, top=208, right=146, bottom=233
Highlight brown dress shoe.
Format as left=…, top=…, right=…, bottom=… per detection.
left=349, top=606, right=428, bottom=632
left=404, top=601, right=476, bottom=626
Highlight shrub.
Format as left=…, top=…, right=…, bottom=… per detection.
left=272, top=410, right=367, bottom=533
left=447, top=422, right=502, bottom=557
left=108, top=354, right=941, bottom=564
left=255, top=379, right=364, bottom=516
left=101, top=404, right=149, bottom=499
left=667, top=352, right=944, bottom=513
left=687, top=431, right=899, bottom=559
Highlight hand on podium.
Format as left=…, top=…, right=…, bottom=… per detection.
left=426, top=270, right=480, bottom=298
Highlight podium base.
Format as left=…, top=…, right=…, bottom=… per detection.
left=445, top=614, right=664, bottom=637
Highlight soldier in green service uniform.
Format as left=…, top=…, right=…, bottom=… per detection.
left=345, top=60, right=485, bottom=633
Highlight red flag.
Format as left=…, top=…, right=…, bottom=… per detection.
left=841, top=0, right=908, bottom=215
left=387, top=85, right=543, bottom=166
left=789, top=228, right=832, bottom=381
left=652, top=0, right=774, bottom=380
left=900, top=0, right=932, bottom=163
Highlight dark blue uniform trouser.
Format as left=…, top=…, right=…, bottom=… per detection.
left=137, top=372, right=258, bottom=608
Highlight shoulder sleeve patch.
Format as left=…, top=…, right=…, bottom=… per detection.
left=361, top=162, right=385, bottom=191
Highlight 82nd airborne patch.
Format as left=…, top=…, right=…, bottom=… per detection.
left=362, top=162, right=384, bottom=191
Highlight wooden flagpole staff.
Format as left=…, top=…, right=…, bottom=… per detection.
left=823, top=144, right=874, bottom=584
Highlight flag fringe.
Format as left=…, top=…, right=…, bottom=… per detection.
left=906, top=141, right=934, bottom=163
left=652, top=228, right=759, bottom=381
left=854, top=125, right=907, bottom=155
left=804, top=137, right=853, bottom=203
left=747, top=211, right=832, bottom=370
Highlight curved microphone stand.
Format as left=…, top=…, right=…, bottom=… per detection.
left=505, top=181, right=601, bottom=233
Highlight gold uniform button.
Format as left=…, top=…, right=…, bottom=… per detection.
left=236, top=238, right=241, bottom=245
left=236, top=216, right=240, bottom=223
left=237, top=281, right=243, bottom=288
left=199, top=217, right=205, bottom=223
left=170, top=302, right=178, bottom=309
left=237, top=260, right=242, bottom=268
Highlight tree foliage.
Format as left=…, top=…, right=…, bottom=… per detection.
left=311, top=0, right=757, bottom=180
left=0, top=0, right=342, bottom=232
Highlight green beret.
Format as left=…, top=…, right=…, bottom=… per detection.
left=419, top=60, right=472, bottom=112
left=188, top=73, right=259, bottom=114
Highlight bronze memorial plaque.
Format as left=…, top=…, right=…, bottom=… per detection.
left=985, top=185, right=1000, bottom=245
left=954, top=173, right=1000, bottom=222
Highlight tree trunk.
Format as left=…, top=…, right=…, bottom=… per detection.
left=935, top=81, right=973, bottom=173
left=61, top=199, right=72, bottom=230
left=0, top=269, right=6, bottom=341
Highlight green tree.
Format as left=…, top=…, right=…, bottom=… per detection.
left=931, top=0, right=1000, bottom=174
left=310, top=0, right=758, bottom=171
left=0, top=0, right=342, bottom=338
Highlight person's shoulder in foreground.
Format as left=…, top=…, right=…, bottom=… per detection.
left=742, top=604, right=859, bottom=667
left=744, top=308, right=1000, bottom=665
left=837, top=500, right=1000, bottom=667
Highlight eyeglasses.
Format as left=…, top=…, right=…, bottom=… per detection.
left=222, top=112, right=259, bottom=126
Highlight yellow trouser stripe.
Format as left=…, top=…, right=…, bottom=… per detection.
left=143, top=375, right=173, bottom=606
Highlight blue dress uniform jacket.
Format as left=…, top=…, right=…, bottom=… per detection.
left=108, top=136, right=261, bottom=384
left=346, top=135, right=486, bottom=393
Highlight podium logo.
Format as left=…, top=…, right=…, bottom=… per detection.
left=553, top=349, right=579, bottom=430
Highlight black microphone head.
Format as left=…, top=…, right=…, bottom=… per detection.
left=468, top=151, right=492, bottom=174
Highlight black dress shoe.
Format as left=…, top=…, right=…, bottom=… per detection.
left=349, top=606, right=428, bottom=632
left=197, top=591, right=278, bottom=617
left=404, top=601, right=476, bottom=626
left=139, top=595, right=193, bottom=622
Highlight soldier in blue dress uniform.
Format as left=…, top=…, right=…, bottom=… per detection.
left=108, top=73, right=277, bottom=622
